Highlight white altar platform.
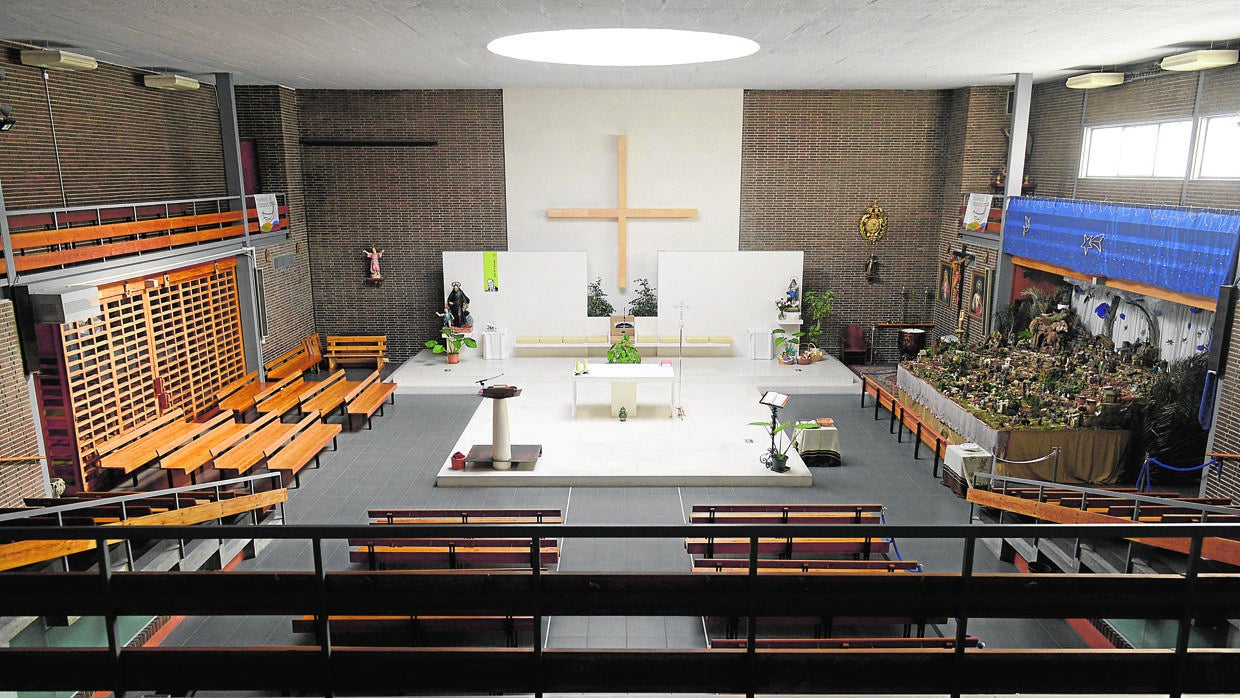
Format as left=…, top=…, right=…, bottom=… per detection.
left=388, top=352, right=861, bottom=487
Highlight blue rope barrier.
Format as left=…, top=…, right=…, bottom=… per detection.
left=878, top=510, right=924, bottom=572
left=1198, top=371, right=1217, bottom=431
left=1135, top=455, right=1222, bottom=492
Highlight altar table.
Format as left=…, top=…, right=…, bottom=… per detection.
left=571, top=363, right=675, bottom=418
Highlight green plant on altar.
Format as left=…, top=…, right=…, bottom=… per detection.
left=801, top=289, right=836, bottom=347
left=771, top=327, right=805, bottom=358
left=425, top=326, right=477, bottom=355
left=628, top=278, right=658, bottom=317
left=606, top=334, right=641, bottom=364
left=586, top=277, right=615, bottom=317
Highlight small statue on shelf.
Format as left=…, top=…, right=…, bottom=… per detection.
left=363, top=245, right=384, bottom=284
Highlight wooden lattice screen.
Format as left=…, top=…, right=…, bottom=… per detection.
left=35, top=259, right=247, bottom=492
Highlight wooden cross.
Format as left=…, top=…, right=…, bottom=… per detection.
left=546, top=134, right=697, bottom=289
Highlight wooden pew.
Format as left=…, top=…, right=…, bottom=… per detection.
left=91, top=408, right=185, bottom=464
left=255, top=370, right=345, bottom=418
left=709, top=636, right=980, bottom=649
left=350, top=508, right=563, bottom=570
left=368, top=509, right=563, bottom=524
left=216, top=372, right=298, bottom=415
left=290, top=614, right=536, bottom=647
left=211, top=413, right=304, bottom=478
left=325, top=335, right=387, bottom=372
left=690, top=503, right=884, bottom=524
left=160, top=411, right=280, bottom=486
left=348, top=540, right=560, bottom=570
left=345, top=370, right=398, bottom=431
left=264, top=413, right=342, bottom=487
left=684, top=537, right=889, bottom=559
left=264, top=334, right=323, bottom=380
left=693, top=558, right=921, bottom=574
left=99, top=409, right=233, bottom=485
left=301, top=370, right=366, bottom=423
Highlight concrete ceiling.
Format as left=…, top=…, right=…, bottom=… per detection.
left=2, top=1, right=1239, bottom=90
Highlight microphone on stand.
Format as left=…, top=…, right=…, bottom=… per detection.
left=477, top=373, right=504, bottom=386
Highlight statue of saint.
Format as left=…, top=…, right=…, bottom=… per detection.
left=363, top=246, right=384, bottom=280
left=447, top=281, right=471, bottom=328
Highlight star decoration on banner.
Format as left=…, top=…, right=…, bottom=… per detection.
left=1082, top=233, right=1103, bottom=256
left=1021, top=215, right=1031, bottom=236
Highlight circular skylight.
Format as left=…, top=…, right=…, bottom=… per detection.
left=487, top=28, right=759, bottom=67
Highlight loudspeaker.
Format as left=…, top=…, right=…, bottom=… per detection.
left=3, top=286, right=42, bottom=375
left=1207, top=284, right=1236, bottom=376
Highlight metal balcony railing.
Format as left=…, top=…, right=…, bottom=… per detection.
left=0, top=520, right=1237, bottom=697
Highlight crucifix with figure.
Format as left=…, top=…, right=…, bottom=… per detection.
left=546, top=134, right=698, bottom=289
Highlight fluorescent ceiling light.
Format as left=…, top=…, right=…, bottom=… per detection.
left=487, top=28, right=759, bottom=67
left=144, top=74, right=200, bottom=91
left=20, top=49, right=98, bottom=71
left=1160, top=49, right=1238, bottom=71
left=1065, top=72, right=1124, bottom=89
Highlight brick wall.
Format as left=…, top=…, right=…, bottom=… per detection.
left=236, top=85, right=317, bottom=359
left=298, top=90, right=507, bottom=362
left=932, top=87, right=1010, bottom=342
left=740, top=90, right=949, bottom=359
left=1026, top=64, right=1240, bottom=502
left=0, top=301, right=43, bottom=507
left=0, top=48, right=226, bottom=209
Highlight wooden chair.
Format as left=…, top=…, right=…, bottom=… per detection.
left=839, top=323, right=868, bottom=365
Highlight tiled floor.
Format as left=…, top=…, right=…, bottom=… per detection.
left=168, top=354, right=1089, bottom=690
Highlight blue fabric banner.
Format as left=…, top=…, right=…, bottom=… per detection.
left=1003, top=197, right=1240, bottom=302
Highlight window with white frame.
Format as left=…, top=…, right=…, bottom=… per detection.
left=1195, top=114, right=1240, bottom=179
left=1080, top=120, right=1192, bottom=178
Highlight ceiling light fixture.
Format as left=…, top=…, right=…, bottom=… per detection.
left=1065, top=72, right=1124, bottom=89
left=487, top=28, right=759, bottom=67
left=1160, top=49, right=1238, bottom=72
left=20, top=49, right=98, bottom=71
left=144, top=74, right=200, bottom=91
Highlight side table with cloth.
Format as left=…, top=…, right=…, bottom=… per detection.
left=793, top=422, right=841, bottom=467
left=943, top=442, right=993, bottom=496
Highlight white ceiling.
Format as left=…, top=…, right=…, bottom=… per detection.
left=2, top=1, right=1239, bottom=90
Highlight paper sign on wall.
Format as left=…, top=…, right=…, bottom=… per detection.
left=483, top=251, right=500, bottom=292
left=254, top=193, right=280, bottom=232
left=963, top=193, right=993, bottom=231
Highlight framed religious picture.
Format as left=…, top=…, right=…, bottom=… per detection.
left=937, top=261, right=954, bottom=304
left=969, top=269, right=991, bottom=331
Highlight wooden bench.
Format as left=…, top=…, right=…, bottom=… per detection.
left=367, top=508, right=563, bottom=524
left=684, top=537, right=889, bottom=560
left=693, top=558, right=921, bottom=574
left=211, top=412, right=303, bottom=478
left=325, top=335, right=387, bottom=372
left=264, top=412, right=342, bottom=487
left=255, top=370, right=346, bottom=418
left=690, top=503, right=885, bottom=525
left=157, top=410, right=268, bottom=486
left=301, top=371, right=362, bottom=422
left=216, top=371, right=299, bottom=414
left=290, top=614, right=536, bottom=647
left=91, top=408, right=186, bottom=464
left=709, top=636, right=980, bottom=649
left=98, top=409, right=234, bottom=484
left=263, top=334, right=322, bottom=380
left=350, top=508, right=564, bottom=570
left=345, top=370, right=398, bottom=431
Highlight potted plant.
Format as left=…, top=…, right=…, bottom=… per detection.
left=800, top=289, right=836, bottom=350
left=748, top=418, right=817, bottom=472
left=425, top=326, right=477, bottom=364
left=607, top=334, right=641, bottom=364
left=771, top=328, right=804, bottom=363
